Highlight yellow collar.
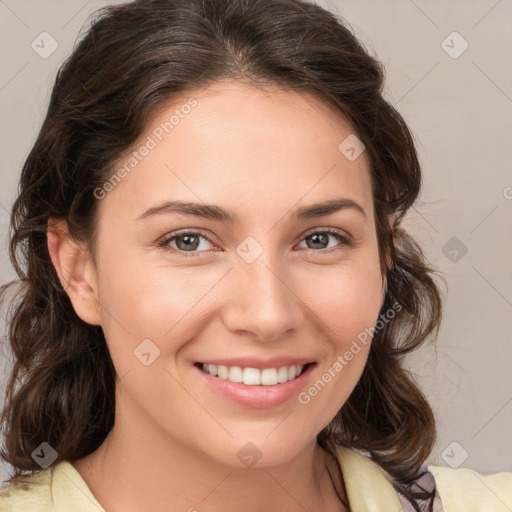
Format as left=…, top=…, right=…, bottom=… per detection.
left=50, top=446, right=403, bottom=512
left=334, top=445, right=404, bottom=511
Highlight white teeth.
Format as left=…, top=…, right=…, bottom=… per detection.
left=261, top=368, right=278, bottom=385
left=203, top=363, right=219, bottom=376
left=243, top=367, right=261, bottom=385
left=217, top=365, right=229, bottom=379
left=199, top=363, right=306, bottom=385
left=277, top=366, right=289, bottom=383
left=228, top=366, right=243, bottom=383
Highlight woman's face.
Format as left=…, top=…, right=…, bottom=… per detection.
left=88, top=80, right=385, bottom=468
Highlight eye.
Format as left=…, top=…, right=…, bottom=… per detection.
left=296, top=228, right=353, bottom=254
left=157, top=230, right=217, bottom=257
left=157, top=228, right=353, bottom=257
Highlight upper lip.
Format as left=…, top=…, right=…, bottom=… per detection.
left=196, top=357, right=315, bottom=370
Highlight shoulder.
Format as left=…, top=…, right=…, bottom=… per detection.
left=0, top=468, right=54, bottom=512
left=427, top=464, right=512, bottom=512
left=334, top=445, right=512, bottom=512
left=0, top=461, right=104, bottom=512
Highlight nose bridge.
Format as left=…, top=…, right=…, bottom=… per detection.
left=223, top=241, right=301, bottom=340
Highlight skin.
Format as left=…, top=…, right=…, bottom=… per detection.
left=47, top=79, right=390, bottom=512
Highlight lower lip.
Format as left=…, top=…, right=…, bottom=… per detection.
left=193, top=363, right=316, bottom=409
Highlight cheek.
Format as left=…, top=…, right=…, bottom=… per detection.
left=293, top=254, right=384, bottom=343
left=290, top=253, right=383, bottom=412
left=95, top=250, right=223, bottom=366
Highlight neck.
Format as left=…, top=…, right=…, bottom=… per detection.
left=71, top=417, right=348, bottom=512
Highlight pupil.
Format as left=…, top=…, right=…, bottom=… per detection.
left=309, top=233, right=327, bottom=249
left=177, top=235, right=199, bottom=251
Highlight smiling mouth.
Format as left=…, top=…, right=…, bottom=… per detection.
left=194, top=362, right=314, bottom=386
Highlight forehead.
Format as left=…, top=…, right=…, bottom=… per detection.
left=99, top=80, right=373, bottom=222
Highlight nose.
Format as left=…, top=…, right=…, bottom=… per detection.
left=221, top=253, right=304, bottom=342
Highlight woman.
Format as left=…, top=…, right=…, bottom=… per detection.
left=0, top=0, right=510, bottom=511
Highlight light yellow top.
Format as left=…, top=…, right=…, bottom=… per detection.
left=0, top=446, right=511, bottom=511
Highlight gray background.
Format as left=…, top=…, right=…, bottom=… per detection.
left=0, top=0, right=511, bottom=481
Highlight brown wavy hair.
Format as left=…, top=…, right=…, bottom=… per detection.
left=0, top=0, right=444, bottom=509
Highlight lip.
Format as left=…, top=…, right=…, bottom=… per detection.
left=196, top=356, right=315, bottom=370
left=193, top=361, right=316, bottom=409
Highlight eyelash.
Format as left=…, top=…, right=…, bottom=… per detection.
left=156, top=228, right=353, bottom=258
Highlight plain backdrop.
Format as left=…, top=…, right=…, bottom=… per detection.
left=0, top=0, right=511, bottom=481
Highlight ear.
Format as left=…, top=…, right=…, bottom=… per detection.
left=47, top=218, right=101, bottom=326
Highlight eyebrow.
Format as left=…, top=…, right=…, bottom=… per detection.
left=137, top=198, right=367, bottom=222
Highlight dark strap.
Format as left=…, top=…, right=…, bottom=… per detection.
left=395, top=467, right=445, bottom=511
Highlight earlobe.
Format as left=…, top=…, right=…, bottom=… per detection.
left=47, top=218, right=101, bottom=326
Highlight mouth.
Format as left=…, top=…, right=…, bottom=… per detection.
left=194, top=361, right=315, bottom=386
